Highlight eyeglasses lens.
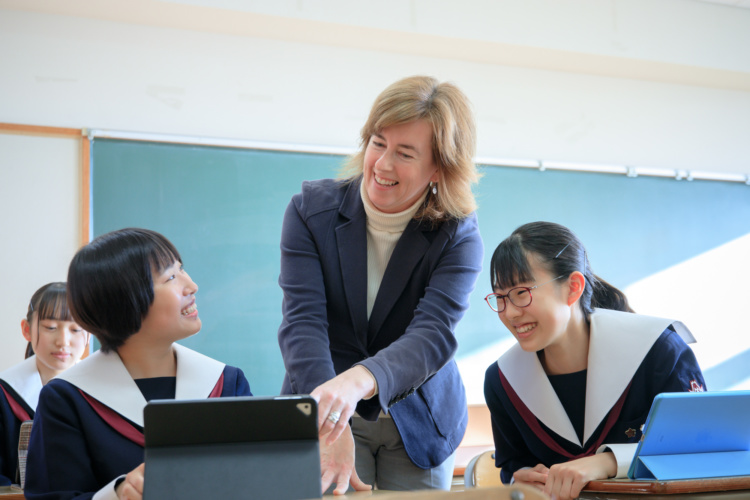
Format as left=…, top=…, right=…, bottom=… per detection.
left=488, top=288, right=533, bottom=313
left=509, top=288, right=532, bottom=308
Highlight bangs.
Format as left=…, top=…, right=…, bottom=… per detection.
left=490, top=238, right=535, bottom=291
left=35, top=285, right=73, bottom=322
left=145, top=234, right=182, bottom=274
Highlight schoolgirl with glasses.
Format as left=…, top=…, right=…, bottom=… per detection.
left=483, top=221, right=706, bottom=500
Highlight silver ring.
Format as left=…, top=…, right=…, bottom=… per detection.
left=327, top=410, right=341, bottom=424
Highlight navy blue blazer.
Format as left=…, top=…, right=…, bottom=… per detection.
left=278, top=177, right=483, bottom=469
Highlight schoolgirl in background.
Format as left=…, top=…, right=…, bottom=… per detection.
left=25, top=228, right=252, bottom=500
left=483, top=222, right=706, bottom=500
left=0, top=282, right=89, bottom=486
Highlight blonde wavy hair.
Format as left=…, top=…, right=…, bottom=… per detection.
left=341, top=75, right=480, bottom=222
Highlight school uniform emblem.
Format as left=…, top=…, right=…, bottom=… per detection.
left=625, top=427, right=637, bottom=438
left=689, top=380, right=705, bottom=392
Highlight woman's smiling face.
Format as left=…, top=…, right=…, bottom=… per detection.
left=362, top=119, right=439, bottom=214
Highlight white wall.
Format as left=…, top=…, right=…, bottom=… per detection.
left=1, top=0, right=749, bottom=371
left=1, top=1, right=749, bottom=173
left=0, top=133, right=81, bottom=370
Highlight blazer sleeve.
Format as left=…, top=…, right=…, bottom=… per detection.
left=277, top=190, right=338, bottom=394
left=360, top=214, right=483, bottom=410
left=0, top=390, right=16, bottom=486
left=222, top=366, right=253, bottom=397
left=601, top=327, right=707, bottom=477
left=25, top=383, right=101, bottom=500
left=484, top=363, right=539, bottom=483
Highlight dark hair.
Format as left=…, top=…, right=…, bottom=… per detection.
left=489, top=221, right=633, bottom=320
left=67, top=228, right=182, bottom=353
left=25, top=282, right=72, bottom=359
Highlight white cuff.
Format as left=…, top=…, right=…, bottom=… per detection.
left=92, top=475, right=125, bottom=500
left=597, top=443, right=639, bottom=478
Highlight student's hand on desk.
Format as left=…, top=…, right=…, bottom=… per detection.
left=543, top=453, right=616, bottom=500
left=116, top=463, right=144, bottom=500
left=320, top=425, right=371, bottom=495
left=513, top=463, right=549, bottom=490
left=312, top=366, right=376, bottom=445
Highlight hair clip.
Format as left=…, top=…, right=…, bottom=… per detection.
left=554, top=243, right=570, bottom=259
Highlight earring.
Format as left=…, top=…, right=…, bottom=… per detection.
left=430, top=182, right=437, bottom=195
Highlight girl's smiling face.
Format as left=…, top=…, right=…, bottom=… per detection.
left=22, top=315, right=89, bottom=382
left=136, top=261, right=201, bottom=343
left=362, top=119, right=439, bottom=214
left=495, top=258, right=573, bottom=353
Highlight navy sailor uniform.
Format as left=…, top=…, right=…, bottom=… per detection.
left=484, top=308, right=706, bottom=483
left=0, top=356, right=41, bottom=485
left=25, top=344, right=252, bottom=500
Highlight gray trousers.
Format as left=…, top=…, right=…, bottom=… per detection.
left=350, top=415, right=456, bottom=491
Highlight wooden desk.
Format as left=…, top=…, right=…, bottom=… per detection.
left=579, top=491, right=750, bottom=499
left=329, top=477, right=750, bottom=499
left=580, top=476, right=750, bottom=499
left=0, top=485, right=23, bottom=499
left=332, top=485, right=547, bottom=499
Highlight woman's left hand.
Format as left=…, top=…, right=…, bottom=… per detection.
left=311, top=365, right=377, bottom=445
left=320, top=424, right=372, bottom=495
left=543, top=453, right=616, bottom=500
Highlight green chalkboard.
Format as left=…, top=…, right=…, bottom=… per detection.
left=92, top=139, right=750, bottom=395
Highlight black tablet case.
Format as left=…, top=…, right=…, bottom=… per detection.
left=143, top=396, right=321, bottom=499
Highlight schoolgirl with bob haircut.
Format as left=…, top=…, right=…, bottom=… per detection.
left=25, top=228, right=252, bottom=500
left=484, top=221, right=705, bottom=500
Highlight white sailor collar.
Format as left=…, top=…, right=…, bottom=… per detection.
left=0, top=356, right=43, bottom=410
left=497, top=308, right=695, bottom=447
left=56, top=343, right=225, bottom=427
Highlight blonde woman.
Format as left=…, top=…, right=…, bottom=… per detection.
left=278, top=76, right=483, bottom=494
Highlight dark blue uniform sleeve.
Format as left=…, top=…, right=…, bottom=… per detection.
left=25, top=383, right=104, bottom=500
left=484, top=363, right=537, bottom=483
left=0, top=390, right=18, bottom=486
left=223, top=366, right=253, bottom=397
left=649, top=327, right=706, bottom=394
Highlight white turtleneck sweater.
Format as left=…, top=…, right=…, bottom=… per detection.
left=355, top=182, right=429, bottom=406
left=360, top=181, right=427, bottom=319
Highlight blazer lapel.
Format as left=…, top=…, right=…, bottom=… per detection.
left=367, top=219, right=431, bottom=340
left=335, top=180, right=369, bottom=346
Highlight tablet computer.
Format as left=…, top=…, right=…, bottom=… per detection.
left=628, top=390, right=750, bottom=480
left=143, top=395, right=321, bottom=499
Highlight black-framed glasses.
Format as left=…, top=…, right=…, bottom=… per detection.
left=484, top=275, right=565, bottom=313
